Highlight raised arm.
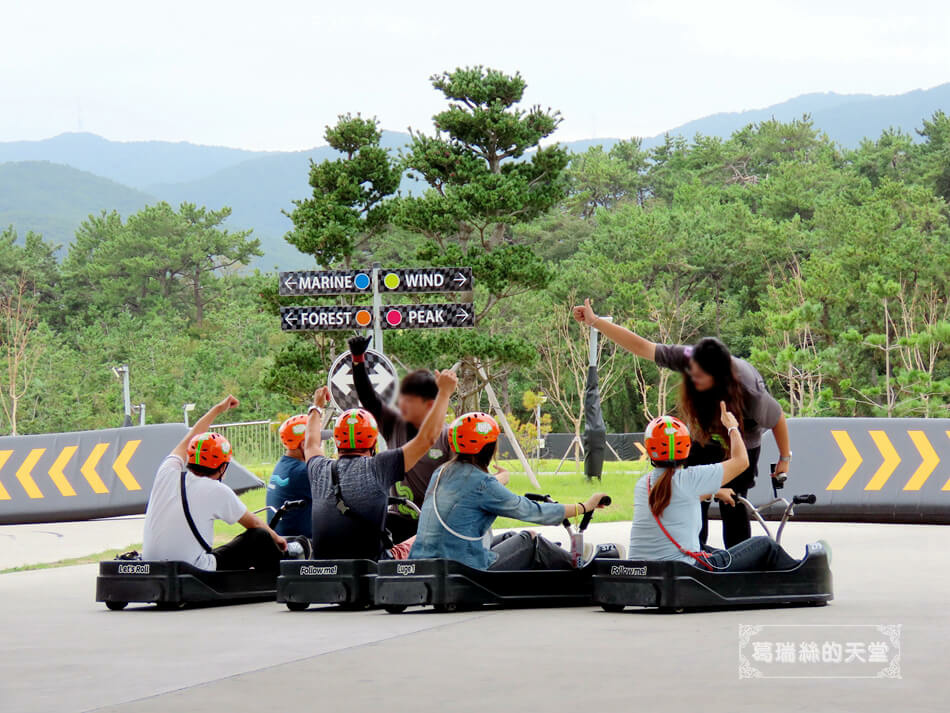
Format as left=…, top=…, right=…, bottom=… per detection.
left=401, top=368, right=457, bottom=471
left=718, top=401, right=750, bottom=485
left=572, top=298, right=657, bottom=361
left=303, top=386, right=331, bottom=461
left=170, top=395, right=239, bottom=461
left=348, top=335, right=400, bottom=438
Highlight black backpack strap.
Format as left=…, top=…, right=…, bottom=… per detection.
left=180, top=470, right=213, bottom=553
left=330, top=459, right=395, bottom=551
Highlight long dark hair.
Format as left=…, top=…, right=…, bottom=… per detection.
left=678, top=337, right=745, bottom=446
left=648, top=467, right=675, bottom=517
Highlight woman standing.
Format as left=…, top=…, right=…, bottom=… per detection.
left=572, top=299, right=793, bottom=548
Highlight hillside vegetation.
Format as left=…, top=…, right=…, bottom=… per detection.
left=1, top=68, right=948, bottom=438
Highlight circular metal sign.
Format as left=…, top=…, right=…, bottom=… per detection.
left=326, top=349, right=398, bottom=412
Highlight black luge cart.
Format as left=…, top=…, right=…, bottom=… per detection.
left=375, top=494, right=614, bottom=613
left=277, top=559, right=377, bottom=611
left=592, top=485, right=833, bottom=612
left=96, top=500, right=307, bottom=610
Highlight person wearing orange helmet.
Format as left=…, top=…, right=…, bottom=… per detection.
left=143, top=395, right=308, bottom=572
left=572, top=299, right=792, bottom=549
left=409, top=412, right=611, bottom=570
left=265, top=413, right=314, bottom=538
left=628, top=404, right=813, bottom=572
left=302, top=372, right=458, bottom=560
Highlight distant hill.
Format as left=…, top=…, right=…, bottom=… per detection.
left=0, top=132, right=270, bottom=189
left=0, top=161, right=153, bottom=248
left=1, top=83, right=947, bottom=265
left=145, top=131, right=414, bottom=270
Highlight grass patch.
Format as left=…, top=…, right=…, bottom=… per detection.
left=0, top=546, right=143, bottom=574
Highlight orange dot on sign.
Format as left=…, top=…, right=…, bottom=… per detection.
left=356, top=310, right=372, bottom=327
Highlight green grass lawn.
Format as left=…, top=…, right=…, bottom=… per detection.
left=224, top=459, right=648, bottom=538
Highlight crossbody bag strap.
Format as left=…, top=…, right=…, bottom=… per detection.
left=647, top=474, right=712, bottom=571
left=330, top=459, right=395, bottom=551
left=180, top=470, right=213, bottom=554
left=431, top=463, right=484, bottom=542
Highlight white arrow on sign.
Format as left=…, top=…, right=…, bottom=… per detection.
left=284, top=311, right=299, bottom=327
left=369, top=363, right=396, bottom=393
left=331, top=364, right=354, bottom=395
left=454, top=272, right=467, bottom=287
left=456, top=308, right=469, bottom=321
left=283, top=274, right=298, bottom=290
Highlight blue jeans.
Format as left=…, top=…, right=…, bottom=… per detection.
left=700, top=536, right=799, bottom=572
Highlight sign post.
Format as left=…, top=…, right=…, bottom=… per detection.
left=371, top=262, right=384, bottom=354
left=326, top=349, right=398, bottom=412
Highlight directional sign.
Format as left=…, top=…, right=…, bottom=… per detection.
left=378, top=267, right=472, bottom=293
left=279, top=270, right=373, bottom=296
left=281, top=305, right=375, bottom=331
left=281, top=303, right=475, bottom=331
left=380, top=303, right=475, bottom=330
left=327, top=349, right=398, bottom=412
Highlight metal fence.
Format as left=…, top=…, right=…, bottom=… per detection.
left=215, top=420, right=282, bottom=465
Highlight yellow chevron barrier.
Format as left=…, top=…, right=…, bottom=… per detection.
left=944, top=431, right=950, bottom=492
left=827, top=427, right=947, bottom=493
left=80, top=443, right=110, bottom=494
left=904, top=431, right=939, bottom=491
left=112, top=440, right=141, bottom=491
left=0, top=450, right=12, bottom=500
left=827, top=431, right=862, bottom=490
left=865, top=431, right=900, bottom=491
left=16, top=448, right=46, bottom=499
left=48, top=446, right=78, bottom=497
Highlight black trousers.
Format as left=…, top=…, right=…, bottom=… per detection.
left=701, top=536, right=799, bottom=571
left=212, top=528, right=282, bottom=573
left=488, top=531, right=574, bottom=571
left=691, top=444, right=761, bottom=549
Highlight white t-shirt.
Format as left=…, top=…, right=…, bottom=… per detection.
left=142, top=455, right=247, bottom=570
left=628, top=464, right=723, bottom=564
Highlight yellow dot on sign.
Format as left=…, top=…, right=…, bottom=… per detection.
left=384, top=273, right=400, bottom=289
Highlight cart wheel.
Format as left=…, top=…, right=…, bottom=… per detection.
left=286, top=601, right=309, bottom=612
left=600, top=603, right=625, bottom=613
left=434, top=603, right=458, bottom=613
left=105, top=601, right=128, bottom=611
left=384, top=605, right=407, bottom=614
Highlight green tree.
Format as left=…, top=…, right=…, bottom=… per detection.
left=286, top=114, right=400, bottom=268
left=394, top=66, right=570, bottom=409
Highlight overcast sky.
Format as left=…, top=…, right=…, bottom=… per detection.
left=2, top=0, right=948, bottom=150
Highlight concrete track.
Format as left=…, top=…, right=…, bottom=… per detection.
left=1, top=521, right=947, bottom=713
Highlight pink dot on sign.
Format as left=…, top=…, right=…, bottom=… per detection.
left=386, top=309, right=402, bottom=326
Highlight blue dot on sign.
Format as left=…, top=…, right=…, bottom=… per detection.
left=354, top=273, right=370, bottom=290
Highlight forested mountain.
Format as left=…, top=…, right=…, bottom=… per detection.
left=0, top=161, right=153, bottom=248
left=1, top=83, right=947, bottom=267
left=2, top=66, right=948, bottom=438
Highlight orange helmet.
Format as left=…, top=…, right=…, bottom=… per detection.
left=644, top=416, right=691, bottom=464
left=334, top=409, right=378, bottom=450
left=279, top=414, right=308, bottom=450
left=449, top=412, right=500, bottom=454
left=187, top=432, right=233, bottom=469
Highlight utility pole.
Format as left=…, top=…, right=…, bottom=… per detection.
left=112, top=365, right=132, bottom=427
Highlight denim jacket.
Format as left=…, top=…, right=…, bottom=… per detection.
left=409, top=461, right=566, bottom=569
